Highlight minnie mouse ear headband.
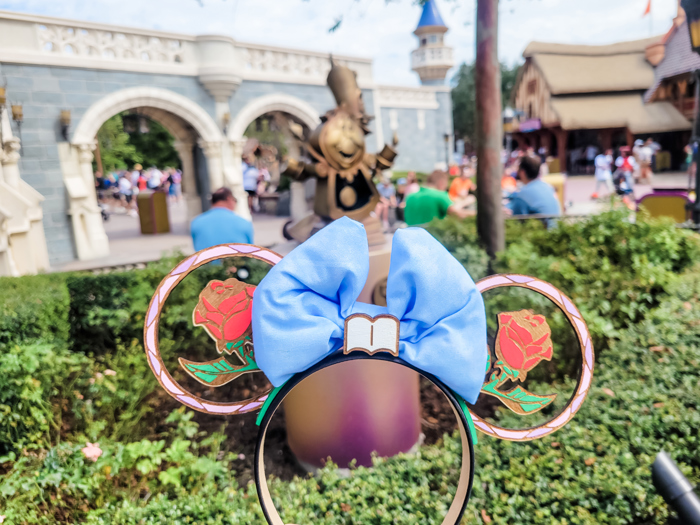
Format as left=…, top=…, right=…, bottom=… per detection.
left=144, top=217, right=594, bottom=525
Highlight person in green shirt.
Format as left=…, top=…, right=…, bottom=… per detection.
left=403, top=170, right=475, bottom=226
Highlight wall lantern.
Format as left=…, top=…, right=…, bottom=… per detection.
left=60, top=110, right=71, bottom=141
left=11, top=104, right=23, bottom=123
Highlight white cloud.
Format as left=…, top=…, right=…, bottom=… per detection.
left=0, top=0, right=680, bottom=86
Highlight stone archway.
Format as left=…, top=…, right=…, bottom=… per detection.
left=227, top=94, right=321, bottom=222
left=64, top=87, right=225, bottom=261
left=227, top=93, right=320, bottom=141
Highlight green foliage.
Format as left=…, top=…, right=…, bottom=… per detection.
left=0, top=274, right=70, bottom=346
left=96, top=115, right=142, bottom=172
left=0, top=343, right=89, bottom=455
left=497, top=209, right=700, bottom=346
left=0, top=211, right=699, bottom=524
left=451, top=61, right=521, bottom=149
left=125, top=118, right=180, bottom=170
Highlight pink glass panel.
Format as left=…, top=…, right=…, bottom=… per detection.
left=283, top=360, right=421, bottom=468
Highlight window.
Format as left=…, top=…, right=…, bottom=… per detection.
left=428, top=35, right=438, bottom=44
left=527, top=79, right=537, bottom=95
left=417, top=109, right=426, bottom=130
left=528, top=103, right=534, bottom=118
left=421, top=38, right=427, bottom=46
left=389, top=110, right=399, bottom=131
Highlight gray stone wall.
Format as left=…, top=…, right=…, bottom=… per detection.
left=0, top=63, right=215, bottom=266
left=0, top=63, right=453, bottom=267
left=379, top=106, right=439, bottom=174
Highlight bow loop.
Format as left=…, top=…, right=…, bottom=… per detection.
left=252, top=217, right=488, bottom=403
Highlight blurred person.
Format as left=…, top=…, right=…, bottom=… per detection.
left=404, top=171, right=420, bottom=197
left=147, top=167, right=162, bottom=190
left=191, top=187, right=253, bottom=251
left=395, top=177, right=408, bottom=205
left=448, top=165, right=474, bottom=203
left=592, top=149, right=614, bottom=199
left=242, top=156, right=259, bottom=212
left=505, top=156, right=561, bottom=220
left=118, top=172, right=133, bottom=208
left=501, top=166, right=518, bottom=197
left=173, top=169, right=183, bottom=201
left=137, top=169, right=147, bottom=192
left=614, top=147, right=636, bottom=209
left=374, top=174, right=397, bottom=231
left=403, top=170, right=474, bottom=226
left=585, top=144, right=598, bottom=173
left=637, top=138, right=655, bottom=185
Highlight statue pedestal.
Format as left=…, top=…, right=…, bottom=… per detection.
left=282, top=236, right=422, bottom=469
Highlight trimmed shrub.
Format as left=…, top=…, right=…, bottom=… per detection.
left=0, top=274, right=70, bottom=346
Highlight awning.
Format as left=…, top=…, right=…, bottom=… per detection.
left=550, top=93, right=691, bottom=134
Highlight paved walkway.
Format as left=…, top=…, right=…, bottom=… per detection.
left=57, top=200, right=288, bottom=272
left=56, top=171, right=693, bottom=272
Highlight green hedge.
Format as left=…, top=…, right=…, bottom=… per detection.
left=0, top=274, right=70, bottom=346
left=0, top=210, right=699, bottom=524
left=2, top=266, right=698, bottom=524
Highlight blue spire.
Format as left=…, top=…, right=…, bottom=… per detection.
left=416, top=0, right=446, bottom=29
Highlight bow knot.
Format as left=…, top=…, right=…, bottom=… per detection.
left=251, top=217, right=488, bottom=404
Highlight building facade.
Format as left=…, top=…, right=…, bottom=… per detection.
left=512, top=14, right=692, bottom=175
left=0, top=8, right=453, bottom=271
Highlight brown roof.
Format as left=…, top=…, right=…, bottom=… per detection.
left=524, top=36, right=664, bottom=95
left=524, top=37, right=662, bottom=58
left=645, top=20, right=700, bottom=102
left=550, top=93, right=691, bottom=133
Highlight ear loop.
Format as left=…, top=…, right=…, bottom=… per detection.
left=470, top=274, right=595, bottom=441
left=143, top=244, right=282, bottom=415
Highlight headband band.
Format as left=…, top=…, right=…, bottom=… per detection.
left=255, top=351, right=475, bottom=525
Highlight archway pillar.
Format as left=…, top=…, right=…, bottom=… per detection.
left=227, top=138, right=251, bottom=220
left=60, top=142, right=109, bottom=261
left=173, top=140, right=201, bottom=226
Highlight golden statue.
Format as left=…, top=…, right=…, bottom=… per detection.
left=284, top=58, right=398, bottom=242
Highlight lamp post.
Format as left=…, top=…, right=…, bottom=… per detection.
left=681, top=0, right=700, bottom=225
left=443, top=132, right=450, bottom=167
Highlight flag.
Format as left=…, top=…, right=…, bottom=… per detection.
left=643, top=0, right=651, bottom=17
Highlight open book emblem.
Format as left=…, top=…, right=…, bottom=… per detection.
left=343, top=314, right=400, bottom=356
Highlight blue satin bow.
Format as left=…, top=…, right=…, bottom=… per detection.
left=251, top=217, right=488, bottom=404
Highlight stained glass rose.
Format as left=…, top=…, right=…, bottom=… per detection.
left=193, top=279, right=256, bottom=356
left=494, top=310, right=553, bottom=381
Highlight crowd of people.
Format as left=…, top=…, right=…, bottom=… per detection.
left=372, top=150, right=561, bottom=231
left=95, top=165, right=183, bottom=216
left=590, top=138, right=664, bottom=207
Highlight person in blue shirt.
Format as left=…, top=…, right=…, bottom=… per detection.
left=191, top=187, right=254, bottom=251
left=506, top=156, right=561, bottom=223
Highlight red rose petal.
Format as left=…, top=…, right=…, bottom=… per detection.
left=218, top=290, right=247, bottom=314
left=525, top=344, right=544, bottom=356
left=206, top=324, right=223, bottom=340
left=247, top=286, right=256, bottom=297
left=223, top=307, right=252, bottom=340
left=210, top=281, right=225, bottom=291
left=541, top=346, right=553, bottom=359
left=522, top=356, right=541, bottom=370
left=194, top=310, right=206, bottom=325
left=498, top=313, right=513, bottom=324
left=201, top=297, right=218, bottom=312
left=510, top=319, right=535, bottom=346
left=499, top=326, right=524, bottom=369
left=533, top=334, right=550, bottom=345
left=206, top=312, right=224, bottom=324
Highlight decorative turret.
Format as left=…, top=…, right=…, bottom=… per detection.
left=411, top=0, right=454, bottom=85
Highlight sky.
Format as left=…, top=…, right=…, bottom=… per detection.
left=0, top=0, right=681, bottom=87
